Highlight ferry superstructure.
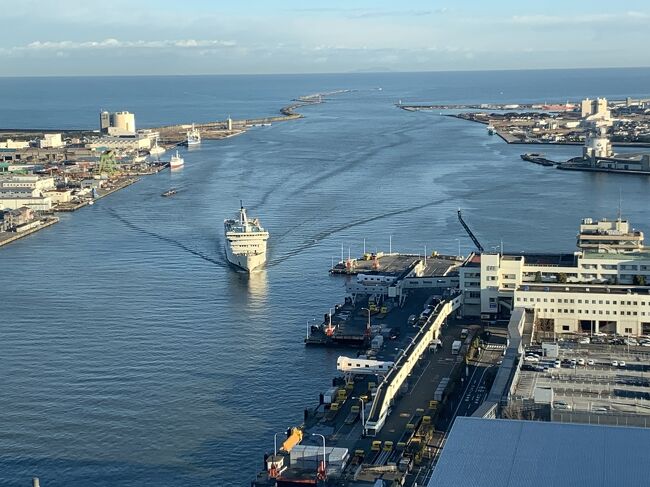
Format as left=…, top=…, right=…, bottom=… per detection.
left=224, top=203, right=269, bottom=272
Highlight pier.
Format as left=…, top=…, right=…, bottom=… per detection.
left=253, top=251, right=508, bottom=486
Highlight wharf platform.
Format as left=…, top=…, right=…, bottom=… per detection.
left=254, top=288, right=504, bottom=486
left=331, top=252, right=460, bottom=277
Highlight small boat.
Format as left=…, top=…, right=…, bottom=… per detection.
left=161, top=189, right=177, bottom=197
left=169, top=151, right=184, bottom=169
left=487, top=125, right=496, bottom=135
left=150, top=141, right=165, bottom=156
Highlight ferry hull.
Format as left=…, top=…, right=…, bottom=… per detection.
left=225, top=246, right=266, bottom=272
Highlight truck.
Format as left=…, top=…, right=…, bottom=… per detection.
left=452, top=340, right=462, bottom=355
left=345, top=405, right=360, bottom=425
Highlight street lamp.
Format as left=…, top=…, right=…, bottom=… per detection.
left=273, top=431, right=283, bottom=458
left=311, top=433, right=327, bottom=480
left=270, top=431, right=286, bottom=476
left=353, top=396, right=366, bottom=436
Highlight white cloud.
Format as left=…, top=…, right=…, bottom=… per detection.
left=511, top=11, right=650, bottom=26
left=18, top=38, right=236, bottom=51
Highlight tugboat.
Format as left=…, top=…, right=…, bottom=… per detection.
left=161, top=188, right=177, bottom=197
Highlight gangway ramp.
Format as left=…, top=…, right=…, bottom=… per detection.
left=364, top=293, right=463, bottom=436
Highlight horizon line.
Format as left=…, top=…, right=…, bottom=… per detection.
left=1, top=65, right=650, bottom=79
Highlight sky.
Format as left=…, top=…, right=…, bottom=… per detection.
left=2, top=0, right=650, bottom=76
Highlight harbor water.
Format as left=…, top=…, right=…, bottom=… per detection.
left=1, top=70, right=650, bottom=486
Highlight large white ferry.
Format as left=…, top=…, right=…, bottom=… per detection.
left=224, top=202, right=269, bottom=272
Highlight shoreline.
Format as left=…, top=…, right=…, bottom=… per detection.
left=0, top=90, right=349, bottom=248
left=446, top=114, right=650, bottom=148
left=0, top=89, right=352, bottom=144
left=0, top=216, right=59, bottom=248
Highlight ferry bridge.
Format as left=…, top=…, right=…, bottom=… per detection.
left=364, top=293, right=463, bottom=436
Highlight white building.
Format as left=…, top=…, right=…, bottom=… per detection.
left=87, top=133, right=153, bottom=151
left=100, top=110, right=136, bottom=136
left=514, top=283, right=650, bottom=336
left=581, top=97, right=611, bottom=121
left=39, top=133, right=64, bottom=149
left=0, top=175, right=55, bottom=191
left=578, top=217, right=644, bottom=253
left=0, top=139, right=30, bottom=149
left=0, top=175, right=56, bottom=211
left=459, top=216, right=650, bottom=336
left=0, top=188, right=52, bottom=211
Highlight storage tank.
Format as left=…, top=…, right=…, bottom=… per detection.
left=111, top=111, right=136, bottom=134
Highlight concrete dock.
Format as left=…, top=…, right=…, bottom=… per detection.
left=0, top=217, right=59, bottom=247
left=253, top=285, right=504, bottom=486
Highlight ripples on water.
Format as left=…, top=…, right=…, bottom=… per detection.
left=1, top=71, right=650, bottom=485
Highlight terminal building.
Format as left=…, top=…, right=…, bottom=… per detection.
left=460, top=217, right=650, bottom=335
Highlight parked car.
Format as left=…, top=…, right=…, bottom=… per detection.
left=554, top=360, right=561, bottom=369
left=578, top=337, right=590, bottom=344
left=619, top=361, right=626, bottom=368
left=587, top=359, right=596, bottom=366
left=577, top=358, right=585, bottom=366
left=524, top=355, right=540, bottom=363
left=611, top=360, right=619, bottom=367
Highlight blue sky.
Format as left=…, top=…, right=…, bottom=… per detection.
left=2, top=0, right=650, bottom=75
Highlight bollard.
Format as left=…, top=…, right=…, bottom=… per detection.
left=33, top=478, right=40, bottom=487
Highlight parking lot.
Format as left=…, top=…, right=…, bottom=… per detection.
left=514, top=335, right=650, bottom=419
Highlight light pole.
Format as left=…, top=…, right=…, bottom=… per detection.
left=271, top=431, right=285, bottom=476
left=353, top=396, right=366, bottom=436
left=311, top=433, right=327, bottom=480
left=456, top=239, right=461, bottom=258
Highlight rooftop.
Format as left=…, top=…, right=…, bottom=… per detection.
left=582, top=250, right=650, bottom=261
left=518, top=283, right=650, bottom=295
left=428, top=417, right=650, bottom=487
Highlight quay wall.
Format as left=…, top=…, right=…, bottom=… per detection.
left=0, top=217, right=59, bottom=247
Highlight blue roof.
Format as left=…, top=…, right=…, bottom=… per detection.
left=428, top=417, right=650, bottom=487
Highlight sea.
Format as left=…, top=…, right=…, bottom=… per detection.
left=1, top=68, right=650, bottom=486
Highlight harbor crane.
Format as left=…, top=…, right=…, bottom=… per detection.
left=457, top=208, right=484, bottom=253
left=98, top=149, right=118, bottom=176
